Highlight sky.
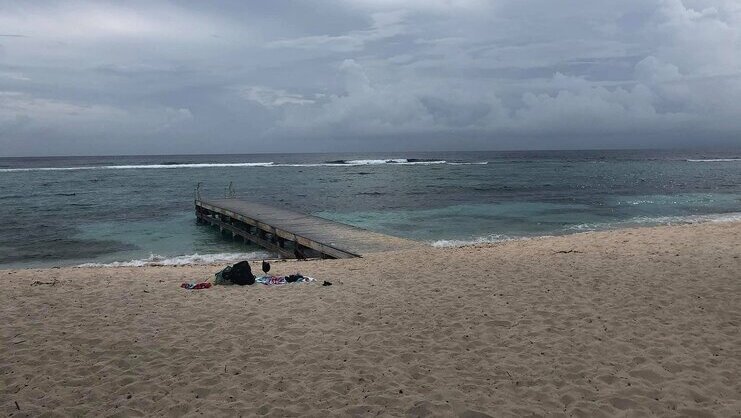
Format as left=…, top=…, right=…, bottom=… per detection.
left=0, top=0, right=740, bottom=156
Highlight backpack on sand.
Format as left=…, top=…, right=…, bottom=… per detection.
left=227, top=261, right=255, bottom=285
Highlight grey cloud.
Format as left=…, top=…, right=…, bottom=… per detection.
left=268, top=11, right=407, bottom=52
left=239, top=86, right=316, bottom=107
left=0, top=0, right=739, bottom=156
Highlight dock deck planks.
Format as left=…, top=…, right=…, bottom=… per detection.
left=196, top=198, right=423, bottom=258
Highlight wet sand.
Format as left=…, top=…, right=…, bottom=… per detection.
left=2, top=222, right=740, bottom=417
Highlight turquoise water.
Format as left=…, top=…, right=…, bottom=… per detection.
left=319, top=193, right=741, bottom=243
left=0, top=150, right=739, bottom=267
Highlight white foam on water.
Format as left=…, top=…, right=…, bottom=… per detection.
left=619, top=199, right=656, bottom=206
left=76, top=251, right=274, bottom=267
left=432, top=212, right=741, bottom=248
left=565, top=212, right=741, bottom=232
left=346, top=159, right=408, bottom=165
left=686, top=158, right=741, bottom=162
left=1, top=159, right=475, bottom=171
left=431, top=234, right=518, bottom=248
left=333, top=159, right=448, bottom=166
left=397, top=160, right=448, bottom=165
left=275, top=159, right=449, bottom=167
left=0, top=162, right=276, bottom=172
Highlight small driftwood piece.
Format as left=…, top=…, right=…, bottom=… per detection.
left=554, top=250, right=583, bottom=254
left=31, top=279, right=59, bottom=286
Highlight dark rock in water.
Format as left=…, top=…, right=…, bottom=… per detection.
left=322, top=281, right=332, bottom=286
left=406, top=158, right=438, bottom=163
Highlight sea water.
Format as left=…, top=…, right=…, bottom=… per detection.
left=1, top=150, right=739, bottom=268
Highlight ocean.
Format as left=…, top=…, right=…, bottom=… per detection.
left=1, top=149, right=739, bottom=268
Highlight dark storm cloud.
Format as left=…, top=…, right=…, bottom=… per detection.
left=0, top=0, right=739, bottom=156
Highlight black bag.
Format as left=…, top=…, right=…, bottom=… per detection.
left=228, top=261, right=255, bottom=285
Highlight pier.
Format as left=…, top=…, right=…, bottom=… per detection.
left=195, top=198, right=423, bottom=259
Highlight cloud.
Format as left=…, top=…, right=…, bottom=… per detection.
left=0, top=0, right=740, bottom=155
left=238, top=86, right=315, bottom=107
left=649, top=0, right=741, bottom=75
left=274, top=59, right=506, bottom=136
left=512, top=74, right=671, bottom=134
left=0, top=2, right=235, bottom=41
left=0, top=91, right=127, bottom=127
left=0, top=71, right=30, bottom=81
left=635, top=56, right=682, bottom=84
left=342, top=0, right=488, bottom=13
left=268, top=10, right=407, bottom=52
left=0, top=91, right=193, bottom=143
left=276, top=59, right=431, bottom=134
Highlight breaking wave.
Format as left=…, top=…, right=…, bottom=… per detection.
left=431, top=234, right=520, bottom=248
left=0, top=159, right=488, bottom=172
left=686, top=158, right=741, bottom=162
left=326, top=159, right=488, bottom=166
left=565, top=212, right=741, bottom=232
left=431, top=212, right=741, bottom=248
left=76, top=251, right=274, bottom=267
left=0, top=162, right=277, bottom=172
left=322, top=158, right=447, bottom=165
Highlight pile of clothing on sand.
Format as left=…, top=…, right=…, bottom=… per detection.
left=181, top=260, right=328, bottom=290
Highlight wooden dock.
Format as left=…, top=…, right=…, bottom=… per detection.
left=195, top=198, right=423, bottom=259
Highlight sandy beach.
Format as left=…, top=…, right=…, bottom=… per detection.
left=2, top=222, right=740, bottom=417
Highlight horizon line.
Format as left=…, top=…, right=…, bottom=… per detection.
left=2, top=145, right=739, bottom=159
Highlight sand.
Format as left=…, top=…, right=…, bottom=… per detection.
left=2, top=222, right=740, bottom=417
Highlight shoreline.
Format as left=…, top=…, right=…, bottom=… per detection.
left=2, top=221, right=740, bottom=416
left=4, top=213, right=741, bottom=270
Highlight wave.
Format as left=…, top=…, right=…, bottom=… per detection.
left=565, top=212, right=741, bottom=232
left=76, top=251, right=274, bottom=267
left=335, top=159, right=487, bottom=165
left=322, top=158, right=447, bottom=165
left=431, top=211, right=741, bottom=248
left=431, top=234, right=519, bottom=248
left=686, top=158, right=741, bottom=162
left=0, top=162, right=277, bottom=172
left=0, top=159, right=488, bottom=172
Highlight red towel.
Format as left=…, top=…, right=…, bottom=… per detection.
left=180, top=282, right=212, bottom=290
